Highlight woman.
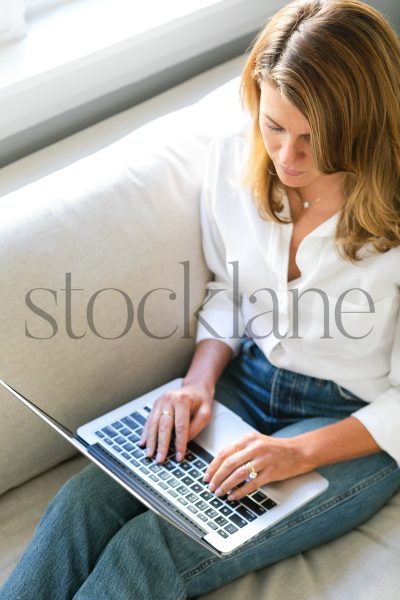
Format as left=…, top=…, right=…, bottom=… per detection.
left=2, top=1, right=400, bottom=598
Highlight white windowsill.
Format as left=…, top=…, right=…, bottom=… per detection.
left=1, top=0, right=222, bottom=87
left=0, top=0, right=285, bottom=145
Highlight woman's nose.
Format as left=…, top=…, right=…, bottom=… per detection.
left=279, top=139, right=302, bottom=167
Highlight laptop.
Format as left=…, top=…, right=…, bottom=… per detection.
left=0, top=377, right=329, bottom=556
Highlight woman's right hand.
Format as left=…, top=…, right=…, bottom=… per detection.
left=139, top=382, right=214, bottom=464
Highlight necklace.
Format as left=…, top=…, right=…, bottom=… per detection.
left=296, top=184, right=342, bottom=209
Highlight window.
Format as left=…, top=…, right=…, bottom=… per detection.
left=0, top=0, right=273, bottom=166
left=0, top=0, right=25, bottom=44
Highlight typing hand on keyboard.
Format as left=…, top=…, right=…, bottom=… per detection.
left=138, top=382, right=214, bottom=464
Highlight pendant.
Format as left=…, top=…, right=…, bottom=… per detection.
left=303, top=200, right=310, bottom=208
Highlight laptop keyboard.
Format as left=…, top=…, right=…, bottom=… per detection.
left=94, top=405, right=277, bottom=539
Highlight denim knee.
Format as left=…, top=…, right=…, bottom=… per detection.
left=53, top=464, right=103, bottom=503
left=44, top=464, right=133, bottom=523
left=40, top=465, right=101, bottom=525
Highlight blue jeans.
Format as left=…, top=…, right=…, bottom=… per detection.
left=2, top=337, right=400, bottom=600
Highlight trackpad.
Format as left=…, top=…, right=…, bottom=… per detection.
left=195, top=412, right=254, bottom=456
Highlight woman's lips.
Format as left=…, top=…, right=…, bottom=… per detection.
left=278, top=163, right=305, bottom=177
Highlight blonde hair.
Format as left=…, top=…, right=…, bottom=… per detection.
left=240, top=0, right=400, bottom=261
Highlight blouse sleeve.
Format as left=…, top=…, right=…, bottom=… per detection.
left=195, top=137, right=246, bottom=358
left=351, top=290, right=400, bottom=465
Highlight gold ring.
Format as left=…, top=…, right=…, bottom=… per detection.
left=245, top=461, right=258, bottom=480
left=160, top=410, right=174, bottom=418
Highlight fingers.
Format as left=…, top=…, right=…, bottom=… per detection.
left=139, top=391, right=192, bottom=463
left=155, top=411, right=176, bottom=463
left=204, top=447, right=254, bottom=493
left=139, top=386, right=213, bottom=464
left=139, top=403, right=174, bottom=459
left=203, top=434, right=264, bottom=500
left=168, top=401, right=190, bottom=462
left=226, top=477, right=262, bottom=501
left=203, top=438, right=246, bottom=482
left=217, top=460, right=263, bottom=501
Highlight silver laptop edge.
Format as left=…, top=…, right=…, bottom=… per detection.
left=0, top=379, right=220, bottom=557
left=1, top=379, right=329, bottom=556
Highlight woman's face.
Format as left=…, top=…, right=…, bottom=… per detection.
left=258, top=80, right=320, bottom=188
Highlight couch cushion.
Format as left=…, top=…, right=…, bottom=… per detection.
left=0, top=70, right=247, bottom=496
left=1, top=458, right=399, bottom=599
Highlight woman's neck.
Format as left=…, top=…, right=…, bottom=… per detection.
left=286, top=188, right=344, bottom=223
left=285, top=173, right=346, bottom=218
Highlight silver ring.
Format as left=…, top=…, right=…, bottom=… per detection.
left=245, top=461, right=258, bottom=480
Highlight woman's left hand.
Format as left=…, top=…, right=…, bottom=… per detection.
left=203, top=431, right=310, bottom=501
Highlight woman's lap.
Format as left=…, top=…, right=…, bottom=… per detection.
left=72, top=417, right=400, bottom=599
left=176, top=338, right=400, bottom=595
left=2, top=337, right=400, bottom=599
left=181, top=445, right=400, bottom=597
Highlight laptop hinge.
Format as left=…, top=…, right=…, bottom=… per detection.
left=75, top=434, right=90, bottom=448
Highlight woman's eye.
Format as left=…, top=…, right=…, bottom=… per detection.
left=264, top=122, right=311, bottom=141
left=266, top=124, right=282, bottom=133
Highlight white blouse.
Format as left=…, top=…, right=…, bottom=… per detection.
left=195, top=127, right=400, bottom=465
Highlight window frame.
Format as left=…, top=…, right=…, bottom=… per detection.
left=0, top=0, right=282, bottom=166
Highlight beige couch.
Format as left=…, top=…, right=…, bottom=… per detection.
left=1, top=57, right=399, bottom=600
